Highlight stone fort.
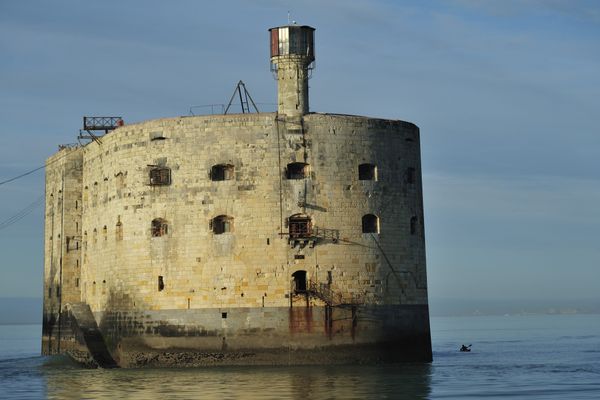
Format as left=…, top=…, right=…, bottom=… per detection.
left=43, top=24, right=432, bottom=367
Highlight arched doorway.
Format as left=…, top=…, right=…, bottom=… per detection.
left=292, top=270, right=307, bottom=293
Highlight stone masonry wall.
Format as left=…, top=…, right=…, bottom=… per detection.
left=74, top=112, right=427, bottom=315
left=43, top=146, right=83, bottom=353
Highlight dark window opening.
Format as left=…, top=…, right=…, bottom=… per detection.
left=158, top=276, right=164, bottom=291
left=359, top=163, right=377, bottom=181
left=76, top=278, right=80, bottom=287
left=294, top=254, right=305, bottom=260
left=289, top=215, right=312, bottom=239
left=150, top=132, right=166, bottom=141
left=286, top=162, right=309, bottom=179
left=327, top=271, right=333, bottom=285
left=211, top=164, right=235, bottom=181
left=48, top=287, right=52, bottom=298
left=151, top=218, right=168, bottom=237
left=221, top=312, right=228, bottom=319
left=292, top=270, right=307, bottom=293
left=149, top=167, right=171, bottom=186
left=410, top=216, right=418, bottom=235
left=362, top=214, right=379, bottom=233
left=56, top=285, right=60, bottom=297
left=212, top=215, right=233, bottom=234
left=406, top=167, right=416, bottom=184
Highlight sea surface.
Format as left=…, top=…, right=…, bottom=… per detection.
left=1, top=314, right=599, bottom=399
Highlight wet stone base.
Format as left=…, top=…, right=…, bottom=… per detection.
left=118, top=343, right=429, bottom=368
left=44, top=304, right=432, bottom=368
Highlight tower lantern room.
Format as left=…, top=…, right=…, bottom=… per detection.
left=269, top=25, right=315, bottom=117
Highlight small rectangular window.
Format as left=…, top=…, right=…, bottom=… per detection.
left=149, top=167, right=171, bottom=186
left=286, top=163, right=309, bottom=179
left=359, top=164, right=377, bottom=181
left=158, top=276, right=165, bottom=291
left=289, top=216, right=312, bottom=239
left=211, top=164, right=235, bottom=181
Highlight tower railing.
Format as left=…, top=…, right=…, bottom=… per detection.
left=306, top=280, right=364, bottom=307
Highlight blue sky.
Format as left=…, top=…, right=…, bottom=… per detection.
left=1, top=0, right=599, bottom=306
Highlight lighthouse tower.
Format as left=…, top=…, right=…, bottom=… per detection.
left=269, top=25, right=315, bottom=117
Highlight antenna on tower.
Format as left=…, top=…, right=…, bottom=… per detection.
left=287, top=11, right=291, bottom=24
left=224, top=80, right=260, bottom=114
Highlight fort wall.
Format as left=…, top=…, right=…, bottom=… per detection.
left=42, top=112, right=431, bottom=365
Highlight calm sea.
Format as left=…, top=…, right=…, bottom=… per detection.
left=1, top=314, right=599, bottom=399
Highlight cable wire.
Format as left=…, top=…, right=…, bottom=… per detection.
left=0, top=194, right=45, bottom=231
left=0, top=149, right=76, bottom=187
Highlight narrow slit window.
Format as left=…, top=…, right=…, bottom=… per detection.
left=116, top=221, right=123, bottom=241
left=158, top=276, right=165, bottom=291
left=151, top=218, right=168, bottom=237
left=406, top=167, right=416, bottom=184
left=359, top=163, right=377, bottom=181
left=212, top=215, right=233, bottom=234
left=286, top=162, right=309, bottom=179
left=149, top=167, right=171, bottom=186
left=410, top=216, right=418, bottom=235
left=362, top=214, right=379, bottom=233
left=211, top=164, right=235, bottom=181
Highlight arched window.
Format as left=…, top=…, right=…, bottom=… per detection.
left=151, top=218, right=168, bottom=237
left=362, top=214, right=379, bottom=233
left=286, top=162, right=309, bottom=179
left=149, top=167, right=171, bottom=186
left=410, top=216, right=418, bottom=235
left=211, top=164, right=235, bottom=181
left=292, top=270, right=307, bottom=293
left=212, top=215, right=233, bottom=234
left=358, top=163, right=377, bottom=181
left=288, top=214, right=312, bottom=239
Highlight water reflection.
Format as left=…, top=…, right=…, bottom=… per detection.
left=41, top=359, right=432, bottom=399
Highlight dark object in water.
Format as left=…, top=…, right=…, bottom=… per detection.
left=460, top=344, right=472, bottom=352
